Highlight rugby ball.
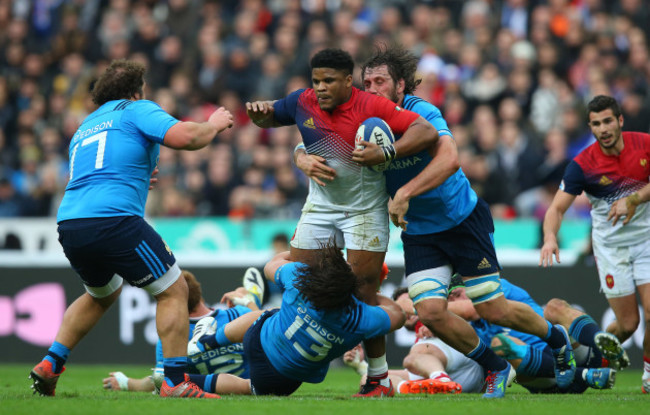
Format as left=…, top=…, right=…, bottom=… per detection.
left=355, top=117, right=395, bottom=172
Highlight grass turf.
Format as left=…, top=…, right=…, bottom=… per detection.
left=0, top=364, right=646, bottom=415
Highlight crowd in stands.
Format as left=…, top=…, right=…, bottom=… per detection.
left=1, top=0, right=649, bottom=223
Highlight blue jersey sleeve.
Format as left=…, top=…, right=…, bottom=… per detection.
left=408, top=98, right=452, bottom=138
left=559, top=160, right=586, bottom=195
left=274, top=261, right=303, bottom=290
left=124, top=100, right=179, bottom=144
left=357, top=301, right=392, bottom=337
left=273, top=89, right=305, bottom=126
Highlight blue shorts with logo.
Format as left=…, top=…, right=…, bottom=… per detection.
left=243, top=309, right=302, bottom=396
left=57, top=216, right=177, bottom=289
left=402, top=198, right=501, bottom=277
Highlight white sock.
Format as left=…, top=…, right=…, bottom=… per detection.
left=429, top=371, right=451, bottom=381
left=367, top=354, right=389, bottom=386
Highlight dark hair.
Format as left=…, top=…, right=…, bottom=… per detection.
left=310, top=48, right=354, bottom=75
left=587, top=95, right=622, bottom=118
left=182, top=270, right=203, bottom=313
left=392, top=286, right=409, bottom=301
left=293, top=243, right=358, bottom=310
left=362, top=44, right=421, bottom=95
left=91, top=59, right=146, bottom=105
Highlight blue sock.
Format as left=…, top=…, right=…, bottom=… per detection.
left=201, top=326, right=232, bottom=350
left=518, top=347, right=555, bottom=377
left=188, top=373, right=218, bottom=393
left=44, top=341, right=70, bottom=374
left=569, top=315, right=600, bottom=349
left=163, top=357, right=187, bottom=387
left=466, top=339, right=508, bottom=372
left=543, top=321, right=567, bottom=349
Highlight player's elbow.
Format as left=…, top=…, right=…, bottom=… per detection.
left=164, top=122, right=215, bottom=150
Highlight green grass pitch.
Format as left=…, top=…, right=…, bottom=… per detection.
left=0, top=364, right=647, bottom=415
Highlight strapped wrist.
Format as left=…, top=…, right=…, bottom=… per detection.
left=628, top=192, right=641, bottom=207
left=381, top=143, right=396, bottom=163
left=113, top=371, right=129, bottom=390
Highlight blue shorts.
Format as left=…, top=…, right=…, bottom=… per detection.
left=243, top=309, right=302, bottom=396
left=402, top=199, right=500, bottom=277
left=58, top=216, right=178, bottom=292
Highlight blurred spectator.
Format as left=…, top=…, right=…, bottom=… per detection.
left=0, top=0, right=648, bottom=224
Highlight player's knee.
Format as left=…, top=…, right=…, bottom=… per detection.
left=463, top=273, right=504, bottom=306
left=402, top=353, right=417, bottom=370
left=477, top=302, right=508, bottom=324
left=415, top=299, right=447, bottom=327
left=543, top=298, right=569, bottom=322
left=407, top=276, right=448, bottom=306
left=618, top=317, right=640, bottom=338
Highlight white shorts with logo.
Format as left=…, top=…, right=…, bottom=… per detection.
left=593, top=238, right=650, bottom=298
left=290, top=207, right=389, bottom=252
left=406, top=337, right=485, bottom=393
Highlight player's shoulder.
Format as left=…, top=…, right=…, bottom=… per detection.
left=402, top=94, right=439, bottom=114
left=127, top=99, right=162, bottom=111
left=573, top=141, right=601, bottom=164
left=623, top=131, right=650, bottom=146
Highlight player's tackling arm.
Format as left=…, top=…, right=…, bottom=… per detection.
left=539, top=190, right=576, bottom=267
left=393, top=116, right=439, bottom=158
left=389, top=135, right=459, bottom=230
left=352, top=116, right=438, bottom=167
left=377, top=294, right=407, bottom=332
left=164, top=107, right=233, bottom=150
left=263, top=250, right=291, bottom=284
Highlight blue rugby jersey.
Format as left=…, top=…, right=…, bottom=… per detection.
left=260, top=262, right=391, bottom=383
left=57, top=99, right=179, bottom=222
left=155, top=306, right=252, bottom=378
left=385, top=94, right=477, bottom=234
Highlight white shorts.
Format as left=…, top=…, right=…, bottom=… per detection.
left=593, top=239, right=650, bottom=298
left=406, top=337, right=485, bottom=393
left=290, top=208, right=388, bottom=252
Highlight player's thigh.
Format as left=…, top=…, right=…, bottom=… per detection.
left=637, top=283, right=650, bottom=318
left=290, top=210, right=345, bottom=250
left=593, top=242, right=636, bottom=298
left=338, top=208, right=389, bottom=252
left=442, top=200, right=500, bottom=278
left=631, top=240, right=650, bottom=306
left=243, top=310, right=301, bottom=396
left=59, top=216, right=180, bottom=297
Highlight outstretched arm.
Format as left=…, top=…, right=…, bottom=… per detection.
left=377, top=295, right=406, bottom=332
left=264, top=251, right=291, bottom=284
left=245, top=100, right=282, bottom=128
left=102, top=372, right=155, bottom=392
left=539, top=190, right=576, bottom=267
left=163, top=107, right=233, bottom=150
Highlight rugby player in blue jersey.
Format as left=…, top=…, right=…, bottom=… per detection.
left=29, top=60, right=233, bottom=399
left=352, top=45, right=578, bottom=397
left=188, top=243, right=406, bottom=396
